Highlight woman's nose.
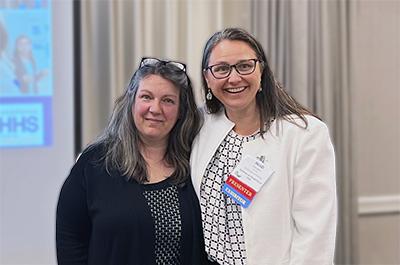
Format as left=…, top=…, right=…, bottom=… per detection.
left=149, top=101, right=161, bottom=113
left=228, top=68, right=242, bottom=83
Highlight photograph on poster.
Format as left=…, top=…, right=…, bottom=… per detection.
left=0, top=0, right=52, bottom=148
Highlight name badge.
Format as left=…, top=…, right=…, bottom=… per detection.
left=222, top=155, right=274, bottom=208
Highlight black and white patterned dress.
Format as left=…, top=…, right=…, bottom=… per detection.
left=200, top=130, right=259, bottom=265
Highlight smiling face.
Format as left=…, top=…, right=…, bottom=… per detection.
left=204, top=40, right=262, bottom=118
left=133, top=74, right=180, bottom=145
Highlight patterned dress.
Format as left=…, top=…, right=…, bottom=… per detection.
left=200, top=130, right=259, bottom=265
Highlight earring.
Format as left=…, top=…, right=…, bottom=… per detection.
left=258, top=87, right=263, bottom=92
left=206, top=89, right=213, bottom=100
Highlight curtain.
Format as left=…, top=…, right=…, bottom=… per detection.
left=79, top=0, right=357, bottom=262
left=251, top=1, right=357, bottom=264
left=79, top=0, right=252, bottom=147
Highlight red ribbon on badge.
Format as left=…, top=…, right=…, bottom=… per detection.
left=226, top=175, right=256, bottom=200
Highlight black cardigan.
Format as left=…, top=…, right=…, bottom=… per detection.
left=56, top=146, right=208, bottom=265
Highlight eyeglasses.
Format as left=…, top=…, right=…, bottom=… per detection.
left=140, top=57, right=186, bottom=72
left=204, top=59, right=262, bottom=79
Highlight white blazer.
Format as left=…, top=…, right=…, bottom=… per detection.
left=190, top=110, right=337, bottom=265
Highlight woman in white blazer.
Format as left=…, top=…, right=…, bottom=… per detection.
left=191, top=28, right=337, bottom=265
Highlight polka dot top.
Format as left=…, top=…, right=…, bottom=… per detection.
left=143, top=182, right=182, bottom=264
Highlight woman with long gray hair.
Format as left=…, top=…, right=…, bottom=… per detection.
left=56, top=58, right=208, bottom=264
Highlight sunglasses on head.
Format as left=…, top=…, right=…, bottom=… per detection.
left=139, top=57, right=186, bottom=72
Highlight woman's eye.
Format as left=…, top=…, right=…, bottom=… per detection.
left=213, top=64, right=230, bottom=73
left=237, top=63, right=252, bottom=71
left=140, top=94, right=151, bottom=100
left=163, top=98, right=175, bottom=104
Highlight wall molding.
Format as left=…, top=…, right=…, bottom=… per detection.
left=358, top=195, right=400, bottom=215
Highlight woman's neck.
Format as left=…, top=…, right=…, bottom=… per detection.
left=225, top=106, right=261, bottom=136
left=141, top=144, right=166, bottom=162
left=140, top=142, right=173, bottom=184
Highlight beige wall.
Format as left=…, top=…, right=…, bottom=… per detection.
left=352, top=0, right=400, bottom=264
left=359, top=215, right=400, bottom=264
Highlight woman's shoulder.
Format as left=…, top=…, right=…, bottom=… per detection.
left=197, top=106, right=234, bottom=128
left=62, top=143, right=109, bottom=189
left=73, top=143, right=107, bottom=170
left=269, top=114, right=332, bottom=143
left=279, top=114, right=329, bottom=132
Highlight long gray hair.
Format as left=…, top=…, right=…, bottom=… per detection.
left=89, top=60, right=201, bottom=185
left=201, top=28, right=318, bottom=133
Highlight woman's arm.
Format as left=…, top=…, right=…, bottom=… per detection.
left=290, top=119, right=337, bottom=265
left=56, top=157, right=91, bottom=265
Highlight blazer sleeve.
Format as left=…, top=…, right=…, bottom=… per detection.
left=290, top=120, right=337, bottom=265
left=56, top=154, right=91, bottom=265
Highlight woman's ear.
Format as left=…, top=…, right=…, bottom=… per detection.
left=203, top=71, right=211, bottom=88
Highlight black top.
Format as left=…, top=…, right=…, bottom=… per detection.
left=56, top=145, right=208, bottom=265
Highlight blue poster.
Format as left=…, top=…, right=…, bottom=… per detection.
left=0, top=0, right=52, bottom=147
